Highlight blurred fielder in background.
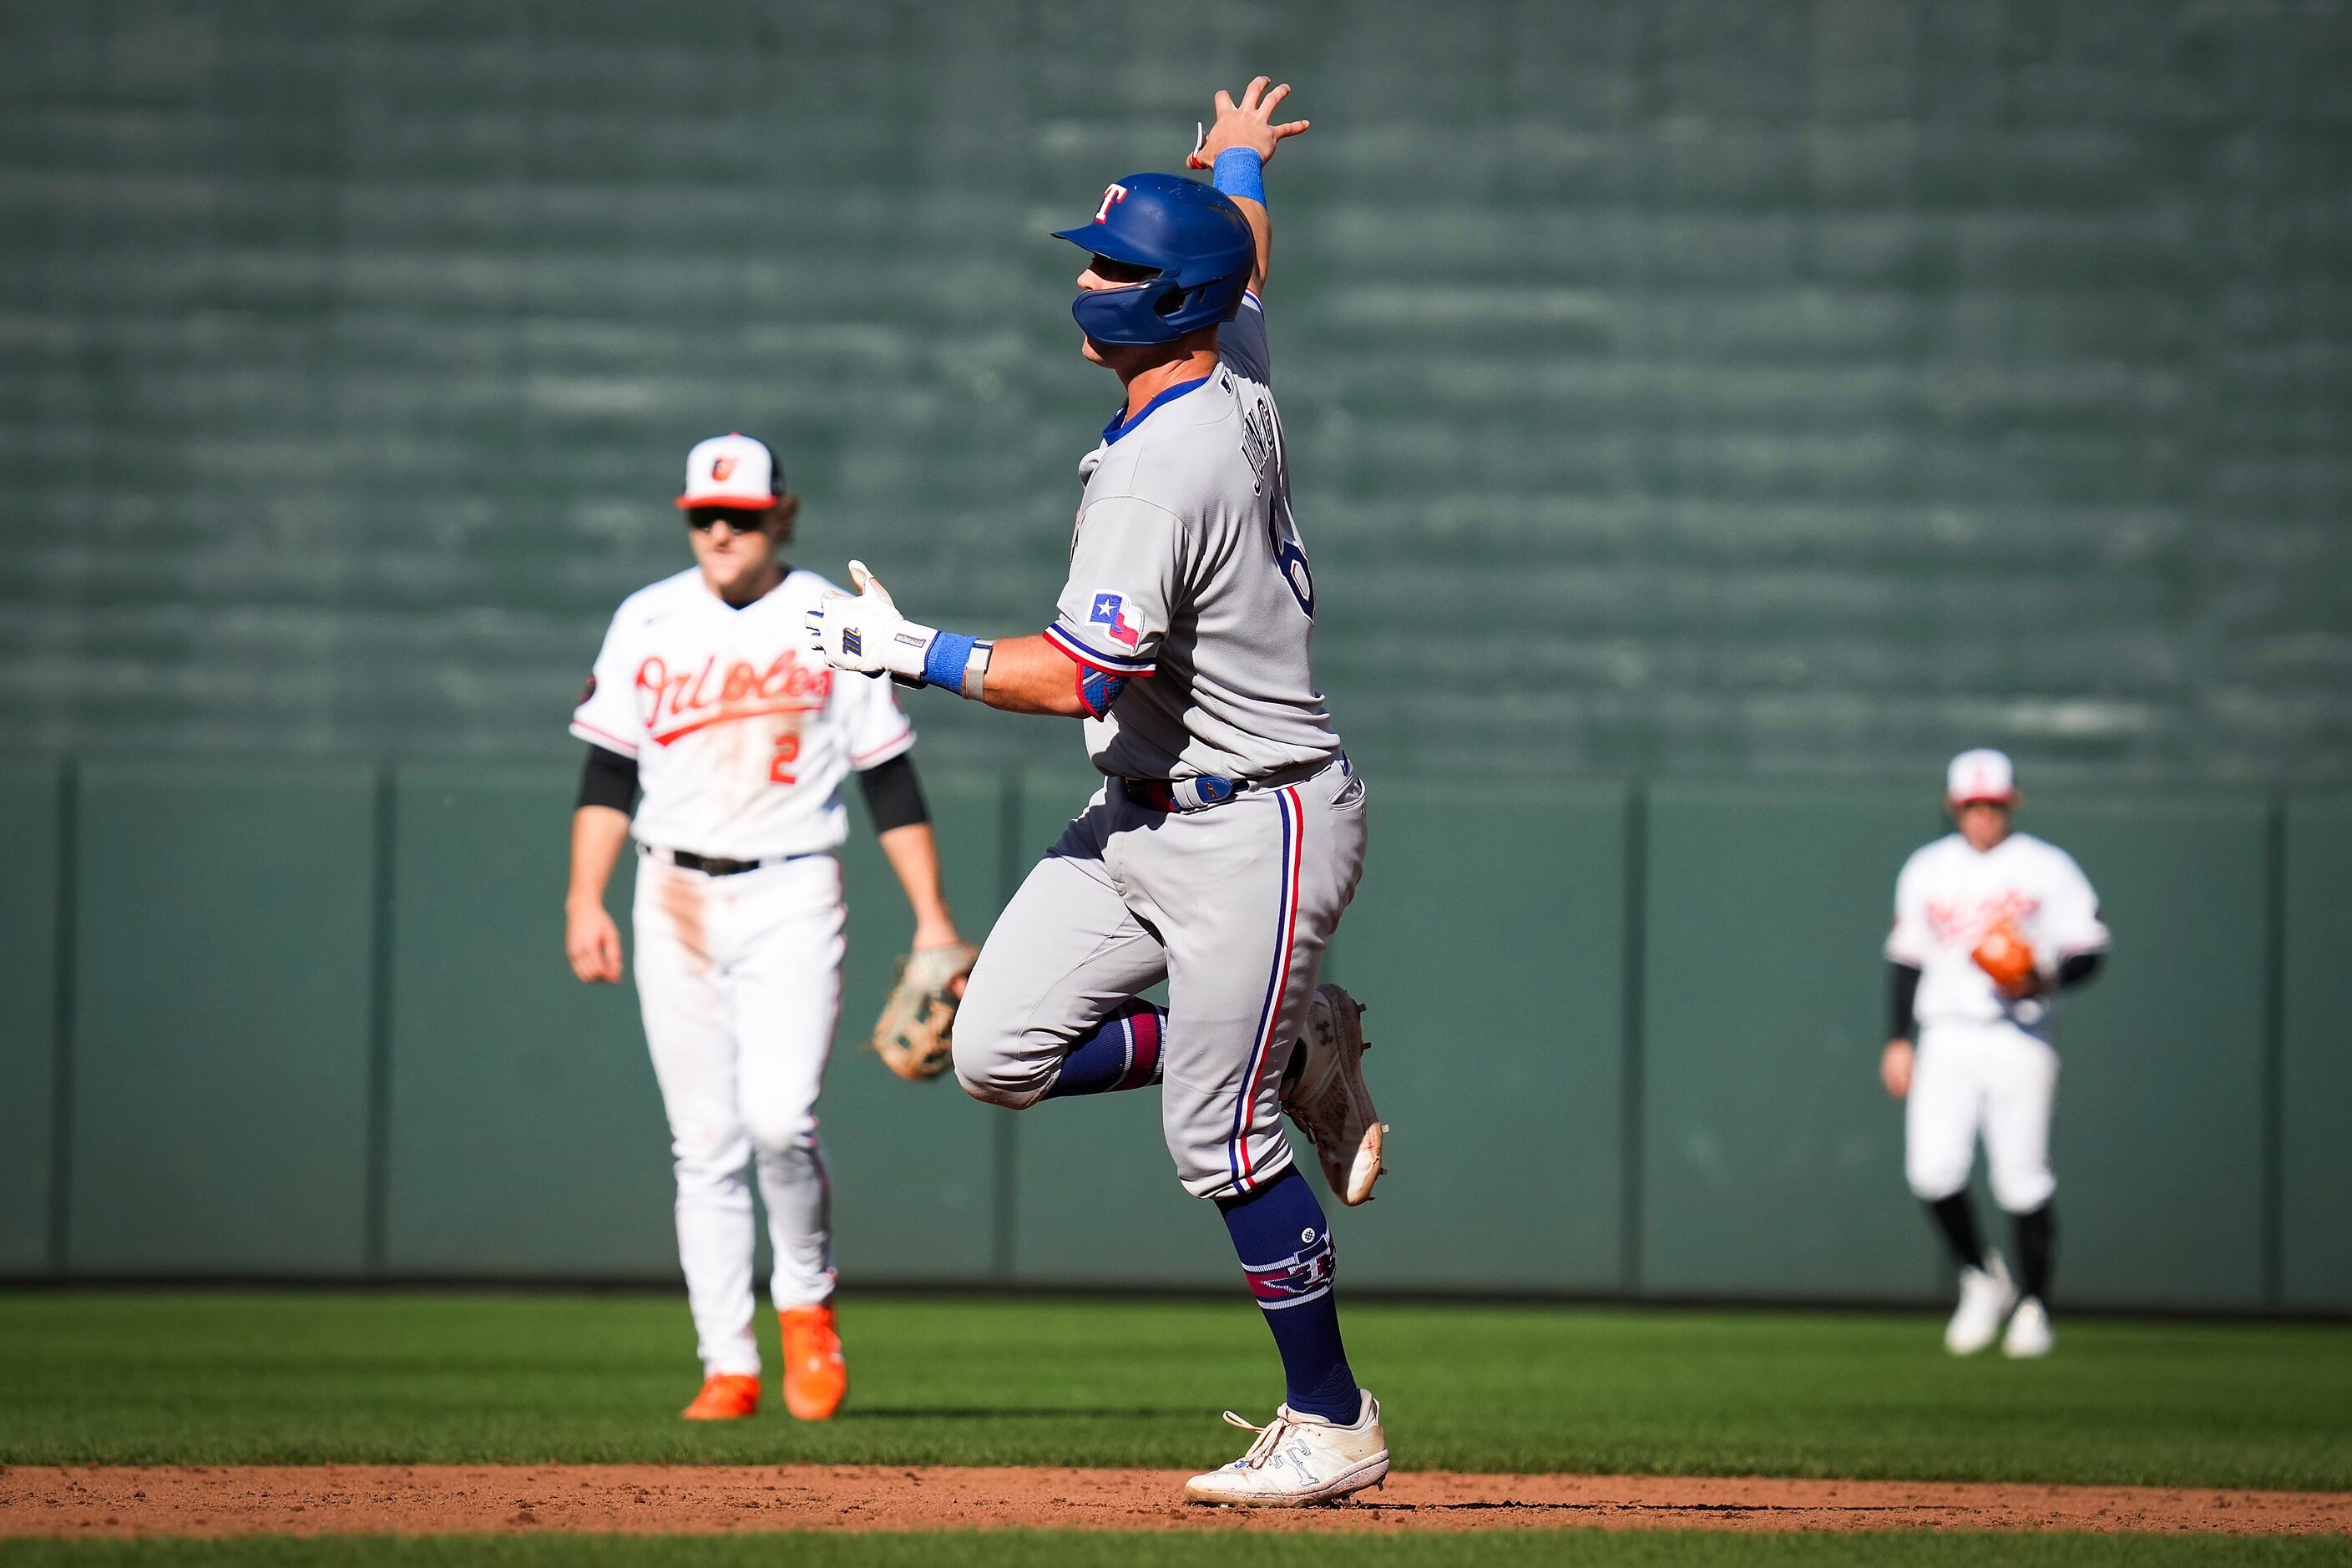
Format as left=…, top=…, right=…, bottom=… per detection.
left=565, top=434, right=973, bottom=1421
left=1883, top=749, right=2109, bottom=1359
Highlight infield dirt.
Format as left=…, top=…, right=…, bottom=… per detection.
left=4, top=1465, right=2349, bottom=1540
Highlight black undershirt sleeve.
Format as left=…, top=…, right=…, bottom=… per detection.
left=857, top=752, right=930, bottom=834
left=1889, top=961, right=1922, bottom=1040
left=577, top=744, right=640, bottom=813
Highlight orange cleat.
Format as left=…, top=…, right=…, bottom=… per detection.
left=780, top=1303, right=847, bottom=1420
left=680, top=1372, right=761, bottom=1421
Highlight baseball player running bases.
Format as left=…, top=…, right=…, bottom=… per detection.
left=567, top=434, right=972, bottom=1420
left=806, top=80, right=1391, bottom=1506
left=1882, top=750, right=2108, bottom=1358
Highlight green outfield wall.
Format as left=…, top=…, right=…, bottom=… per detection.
left=1, top=756, right=2344, bottom=1315
left=4, top=1, right=2349, bottom=787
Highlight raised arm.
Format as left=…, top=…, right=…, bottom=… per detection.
left=1189, top=77, right=1308, bottom=292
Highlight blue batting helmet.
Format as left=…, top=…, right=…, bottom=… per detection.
left=1052, top=173, right=1254, bottom=346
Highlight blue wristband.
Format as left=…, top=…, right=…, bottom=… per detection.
left=1211, top=147, right=1265, bottom=205
left=921, top=630, right=976, bottom=691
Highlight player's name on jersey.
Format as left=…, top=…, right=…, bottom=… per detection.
left=635, top=653, right=834, bottom=745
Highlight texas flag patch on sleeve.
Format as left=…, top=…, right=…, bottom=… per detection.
left=1089, top=592, right=1141, bottom=650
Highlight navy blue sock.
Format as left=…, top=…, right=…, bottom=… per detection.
left=1042, top=1002, right=1166, bottom=1099
left=1217, top=1165, right=1361, bottom=1424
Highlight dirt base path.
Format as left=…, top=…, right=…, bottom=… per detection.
left=4, top=1465, right=2349, bottom=1539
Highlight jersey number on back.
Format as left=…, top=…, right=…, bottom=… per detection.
left=769, top=730, right=800, bottom=784
left=1270, top=496, right=1315, bottom=620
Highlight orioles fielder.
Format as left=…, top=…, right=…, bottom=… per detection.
left=804, top=80, right=1390, bottom=1506
left=1882, top=748, right=2108, bottom=1358
left=564, top=433, right=971, bottom=1420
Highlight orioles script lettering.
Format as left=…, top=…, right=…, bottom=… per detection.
left=635, top=653, right=833, bottom=746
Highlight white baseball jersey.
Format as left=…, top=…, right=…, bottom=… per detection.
left=1045, top=291, right=1343, bottom=782
left=571, top=567, right=914, bottom=859
left=1887, top=832, right=2108, bottom=1039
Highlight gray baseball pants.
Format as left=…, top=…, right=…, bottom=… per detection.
left=953, top=757, right=1368, bottom=1201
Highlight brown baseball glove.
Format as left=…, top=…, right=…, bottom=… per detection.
left=869, top=941, right=979, bottom=1081
left=1971, top=919, right=2040, bottom=998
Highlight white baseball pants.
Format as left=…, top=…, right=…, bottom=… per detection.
left=632, top=851, right=843, bottom=1378
left=1904, top=1019, right=2060, bottom=1213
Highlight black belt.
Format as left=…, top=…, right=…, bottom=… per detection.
left=1120, top=753, right=1346, bottom=815
left=640, top=845, right=815, bottom=878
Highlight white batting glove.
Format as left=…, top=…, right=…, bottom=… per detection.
left=804, top=560, right=938, bottom=681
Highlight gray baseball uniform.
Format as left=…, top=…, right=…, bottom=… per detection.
left=1041, top=294, right=1339, bottom=781
left=956, top=290, right=1369, bottom=1200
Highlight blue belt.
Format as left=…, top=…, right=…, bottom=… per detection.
left=1122, top=775, right=1242, bottom=813
left=1120, top=754, right=1345, bottom=815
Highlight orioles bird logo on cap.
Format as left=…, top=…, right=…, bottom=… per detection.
left=711, top=456, right=738, bottom=481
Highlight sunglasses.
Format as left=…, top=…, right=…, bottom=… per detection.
left=685, top=509, right=768, bottom=533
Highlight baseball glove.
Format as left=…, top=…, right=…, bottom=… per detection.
left=1971, top=919, right=2040, bottom=998
left=869, top=941, right=979, bottom=1081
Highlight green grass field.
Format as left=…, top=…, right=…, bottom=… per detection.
left=2, top=1291, right=2348, bottom=1490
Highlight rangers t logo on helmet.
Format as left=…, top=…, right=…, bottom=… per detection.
left=1053, top=172, right=1254, bottom=346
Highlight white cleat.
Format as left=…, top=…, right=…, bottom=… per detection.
left=2003, top=1296, right=2055, bottom=1358
left=1283, top=984, right=1387, bottom=1206
left=1183, top=1391, right=1391, bottom=1507
left=1945, top=1252, right=2018, bottom=1355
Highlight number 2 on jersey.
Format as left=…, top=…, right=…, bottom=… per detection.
left=1269, top=497, right=1315, bottom=619
left=769, top=729, right=800, bottom=785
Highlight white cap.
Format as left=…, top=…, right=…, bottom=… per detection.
left=676, top=432, right=780, bottom=509
left=1946, top=748, right=2019, bottom=806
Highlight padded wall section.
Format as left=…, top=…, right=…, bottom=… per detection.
left=0, top=760, right=63, bottom=1274
left=2023, top=796, right=2268, bottom=1310
left=826, top=771, right=1009, bottom=1282
left=16, top=757, right=2327, bottom=1302
left=381, top=766, right=674, bottom=1277
left=1641, top=784, right=1944, bottom=1300
left=1005, top=768, right=1237, bottom=1287
left=1336, top=781, right=1628, bottom=1291
left=67, top=761, right=375, bottom=1275
left=5, top=4, right=2350, bottom=786
left=2281, top=796, right=2352, bottom=1310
